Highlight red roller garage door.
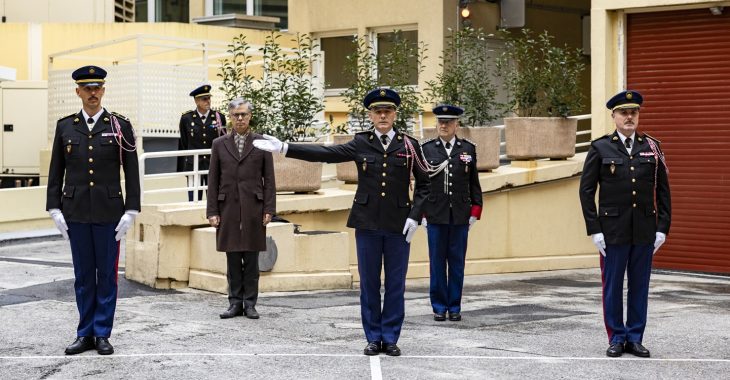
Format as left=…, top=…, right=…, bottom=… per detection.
left=626, top=9, right=730, bottom=273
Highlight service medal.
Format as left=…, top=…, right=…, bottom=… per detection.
left=610, top=163, right=616, bottom=174
left=66, top=144, right=72, bottom=154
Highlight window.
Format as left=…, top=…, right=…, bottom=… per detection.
left=376, top=30, right=419, bottom=86
left=321, top=36, right=357, bottom=91
left=213, top=0, right=247, bottom=14
left=255, top=0, right=287, bottom=30
left=135, top=0, right=148, bottom=21
left=135, top=0, right=189, bottom=22
left=213, top=0, right=287, bottom=29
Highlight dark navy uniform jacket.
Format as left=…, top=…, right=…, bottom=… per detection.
left=421, top=137, right=483, bottom=224
left=579, top=131, right=671, bottom=245
left=177, top=110, right=227, bottom=172
left=46, top=110, right=141, bottom=223
left=286, top=130, right=430, bottom=233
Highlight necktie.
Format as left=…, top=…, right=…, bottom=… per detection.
left=625, top=137, right=632, bottom=150
left=87, top=117, right=94, bottom=124
left=380, top=134, right=389, bottom=146
left=445, top=141, right=452, bottom=149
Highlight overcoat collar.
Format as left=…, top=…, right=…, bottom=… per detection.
left=224, top=132, right=254, bottom=162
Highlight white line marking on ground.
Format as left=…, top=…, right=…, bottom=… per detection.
left=0, top=353, right=728, bottom=363
left=370, top=356, right=383, bottom=380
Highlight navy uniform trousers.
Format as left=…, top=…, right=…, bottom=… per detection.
left=67, top=222, right=120, bottom=338
left=601, top=243, right=653, bottom=345
left=426, top=217, right=469, bottom=314
left=355, top=229, right=410, bottom=344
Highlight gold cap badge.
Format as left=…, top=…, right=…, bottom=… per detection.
left=442, top=107, right=448, bottom=112
left=89, top=68, right=95, bottom=74
left=626, top=92, right=633, bottom=100
left=379, top=90, right=386, bottom=96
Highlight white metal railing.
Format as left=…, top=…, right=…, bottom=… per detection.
left=138, top=149, right=211, bottom=204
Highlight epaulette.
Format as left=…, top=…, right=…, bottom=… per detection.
left=592, top=133, right=612, bottom=143
left=355, top=130, right=372, bottom=135
left=182, top=110, right=194, bottom=115
left=401, top=132, right=419, bottom=142
left=461, top=137, right=477, bottom=147
left=59, top=113, right=77, bottom=121
left=421, top=137, right=436, bottom=145
left=110, top=111, right=129, bottom=121
left=643, top=132, right=661, bottom=143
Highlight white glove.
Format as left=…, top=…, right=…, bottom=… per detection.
left=114, top=211, right=137, bottom=241
left=49, top=209, right=69, bottom=240
left=468, top=216, right=477, bottom=230
left=592, top=233, right=607, bottom=257
left=252, top=134, right=285, bottom=153
left=402, top=218, right=419, bottom=243
left=653, top=232, right=666, bottom=255
left=421, top=217, right=427, bottom=227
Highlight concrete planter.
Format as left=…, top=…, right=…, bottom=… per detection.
left=273, top=147, right=323, bottom=192
left=504, top=117, right=577, bottom=160
left=333, top=134, right=358, bottom=183
left=460, top=127, right=501, bottom=171
left=421, top=126, right=500, bottom=171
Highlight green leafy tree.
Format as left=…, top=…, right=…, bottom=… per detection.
left=218, top=32, right=325, bottom=141
left=338, top=31, right=427, bottom=134
left=425, top=27, right=503, bottom=127
left=496, top=29, right=585, bottom=117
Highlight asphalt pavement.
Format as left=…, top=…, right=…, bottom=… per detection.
left=1, top=237, right=729, bottom=379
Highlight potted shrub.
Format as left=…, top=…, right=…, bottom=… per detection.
left=334, top=31, right=427, bottom=183
left=425, top=27, right=503, bottom=170
left=496, top=29, right=586, bottom=160
left=219, top=33, right=325, bottom=192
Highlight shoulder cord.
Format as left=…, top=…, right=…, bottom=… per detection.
left=646, top=137, right=668, bottom=208
left=111, top=115, right=138, bottom=163
left=403, top=137, right=450, bottom=192
left=215, top=111, right=225, bottom=136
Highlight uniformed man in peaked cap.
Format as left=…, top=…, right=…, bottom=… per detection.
left=46, top=65, right=140, bottom=355
left=177, top=84, right=227, bottom=201
left=421, top=104, right=482, bottom=322
left=253, top=88, right=430, bottom=357
left=579, top=90, right=671, bottom=358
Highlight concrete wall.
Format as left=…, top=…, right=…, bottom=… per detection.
left=120, top=155, right=596, bottom=292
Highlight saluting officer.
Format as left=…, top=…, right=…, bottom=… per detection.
left=253, top=88, right=430, bottom=357
left=46, top=65, right=140, bottom=355
left=579, top=90, right=671, bottom=358
left=421, top=105, right=482, bottom=322
left=177, top=84, right=227, bottom=201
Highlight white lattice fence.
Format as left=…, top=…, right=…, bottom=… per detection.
left=48, top=64, right=212, bottom=142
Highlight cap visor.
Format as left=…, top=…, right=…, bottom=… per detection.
left=369, top=101, right=397, bottom=109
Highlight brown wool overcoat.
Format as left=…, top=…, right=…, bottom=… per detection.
left=206, top=132, right=276, bottom=252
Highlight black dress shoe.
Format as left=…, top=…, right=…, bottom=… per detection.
left=434, top=312, right=446, bottom=321
left=606, top=342, right=624, bottom=357
left=625, top=342, right=650, bottom=357
left=448, top=312, right=462, bottom=321
left=64, top=337, right=95, bottom=355
left=383, top=343, right=401, bottom=356
left=244, top=306, right=260, bottom=319
left=220, top=304, right=244, bottom=319
left=364, top=341, right=381, bottom=356
left=95, top=337, right=114, bottom=355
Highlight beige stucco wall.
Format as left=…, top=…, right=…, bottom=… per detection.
left=121, top=155, right=596, bottom=292
left=591, top=0, right=727, bottom=138
left=0, top=0, right=115, bottom=23
left=0, top=22, right=291, bottom=82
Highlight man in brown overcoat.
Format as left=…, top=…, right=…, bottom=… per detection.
left=207, top=97, right=276, bottom=320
